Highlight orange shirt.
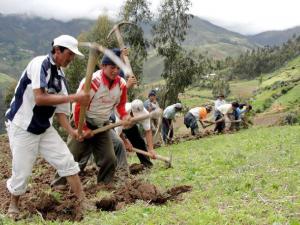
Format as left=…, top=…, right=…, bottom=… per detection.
left=199, top=107, right=208, bottom=120
left=189, top=107, right=207, bottom=120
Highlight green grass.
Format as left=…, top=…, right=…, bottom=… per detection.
left=229, top=79, right=259, bottom=99
left=272, top=85, right=300, bottom=110
left=260, top=57, right=300, bottom=88
left=251, top=56, right=300, bottom=113
left=180, top=87, right=213, bottom=108
left=179, top=79, right=259, bottom=108
left=2, top=126, right=300, bottom=224
left=251, top=88, right=284, bottom=112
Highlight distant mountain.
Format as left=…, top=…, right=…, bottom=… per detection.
left=0, top=13, right=299, bottom=82
left=0, top=14, right=94, bottom=77
left=142, top=16, right=259, bottom=83
left=247, top=26, right=300, bottom=46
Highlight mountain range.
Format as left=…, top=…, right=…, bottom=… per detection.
left=0, top=13, right=299, bottom=80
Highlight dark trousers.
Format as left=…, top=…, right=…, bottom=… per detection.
left=214, top=113, right=225, bottom=133
left=123, top=125, right=153, bottom=168
left=161, top=118, right=173, bottom=143
left=184, top=112, right=199, bottom=135
left=51, top=130, right=117, bottom=185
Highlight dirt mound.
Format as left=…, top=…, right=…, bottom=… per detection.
left=129, top=163, right=145, bottom=175
left=27, top=192, right=83, bottom=221
left=96, top=179, right=192, bottom=211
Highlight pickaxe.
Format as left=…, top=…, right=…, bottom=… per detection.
left=132, top=147, right=173, bottom=168
left=77, top=42, right=131, bottom=135
left=107, top=21, right=136, bottom=82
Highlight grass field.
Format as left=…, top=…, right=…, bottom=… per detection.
left=261, top=57, right=300, bottom=88
left=1, top=126, right=299, bottom=225
left=179, top=79, right=259, bottom=109
left=251, top=56, right=300, bottom=114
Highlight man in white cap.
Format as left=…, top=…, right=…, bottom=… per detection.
left=161, top=103, right=182, bottom=144
left=5, top=35, right=90, bottom=218
left=115, top=99, right=157, bottom=168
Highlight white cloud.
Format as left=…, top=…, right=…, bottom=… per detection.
left=1, top=0, right=300, bottom=34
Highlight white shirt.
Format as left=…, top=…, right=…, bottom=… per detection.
left=163, top=104, right=177, bottom=119
left=115, top=103, right=151, bottom=135
left=217, top=103, right=233, bottom=115
left=214, top=99, right=226, bottom=109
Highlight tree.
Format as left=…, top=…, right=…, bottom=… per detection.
left=119, top=0, right=152, bottom=100
left=212, top=75, right=231, bottom=98
left=65, top=15, right=118, bottom=94
left=151, top=0, right=194, bottom=107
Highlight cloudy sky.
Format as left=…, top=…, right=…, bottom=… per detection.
left=1, top=0, right=300, bottom=34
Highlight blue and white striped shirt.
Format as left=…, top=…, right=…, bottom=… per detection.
left=6, top=54, right=70, bottom=134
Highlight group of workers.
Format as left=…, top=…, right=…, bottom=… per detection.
left=158, top=94, right=252, bottom=142
left=4, top=33, right=252, bottom=220
left=4, top=34, right=160, bottom=219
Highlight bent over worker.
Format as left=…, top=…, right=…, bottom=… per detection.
left=5, top=35, right=90, bottom=218
left=184, top=105, right=214, bottom=135
left=115, top=99, right=157, bottom=168
left=161, top=103, right=182, bottom=144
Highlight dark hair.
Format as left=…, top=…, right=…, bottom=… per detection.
left=51, top=41, right=67, bottom=54
left=248, top=105, right=253, bottom=110
left=239, top=103, right=247, bottom=109
left=205, top=105, right=212, bottom=112
left=101, top=48, right=121, bottom=65
left=231, top=102, right=239, bottom=108
left=148, top=90, right=157, bottom=97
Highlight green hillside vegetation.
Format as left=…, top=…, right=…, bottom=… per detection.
left=143, top=16, right=259, bottom=83
left=0, top=73, right=16, bottom=134
left=179, top=79, right=259, bottom=109
left=251, top=56, right=300, bottom=114
left=142, top=52, right=164, bottom=83
left=0, top=14, right=94, bottom=77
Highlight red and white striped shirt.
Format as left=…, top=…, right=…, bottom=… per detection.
left=74, top=69, right=127, bottom=130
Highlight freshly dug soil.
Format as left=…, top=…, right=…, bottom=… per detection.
left=96, top=179, right=192, bottom=211
left=129, top=163, right=145, bottom=175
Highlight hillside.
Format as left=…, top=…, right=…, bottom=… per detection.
left=142, top=17, right=259, bottom=83
left=250, top=56, right=300, bottom=125
left=0, top=14, right=94, bottom=77
left=0, top=72, right=16, bottom=134
left=248, top=26, right=300, bottom=46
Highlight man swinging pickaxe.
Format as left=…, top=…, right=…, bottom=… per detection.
left=107, top=21, right=137, bottom=88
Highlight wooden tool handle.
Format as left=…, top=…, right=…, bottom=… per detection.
left=77, top=48, right=99, bottom=135
left=92, top=113, right=151, bottom=135
left=132, top=147, right=170, bottom=163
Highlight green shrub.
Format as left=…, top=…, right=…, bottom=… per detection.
left=281, top=112, right=300, bottom=125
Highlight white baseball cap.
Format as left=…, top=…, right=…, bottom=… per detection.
left=126, top=99, right=148, bottom=117
left=53, top=35, right=84, bottom=57
left=175, top=103, right=182, bottom=109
